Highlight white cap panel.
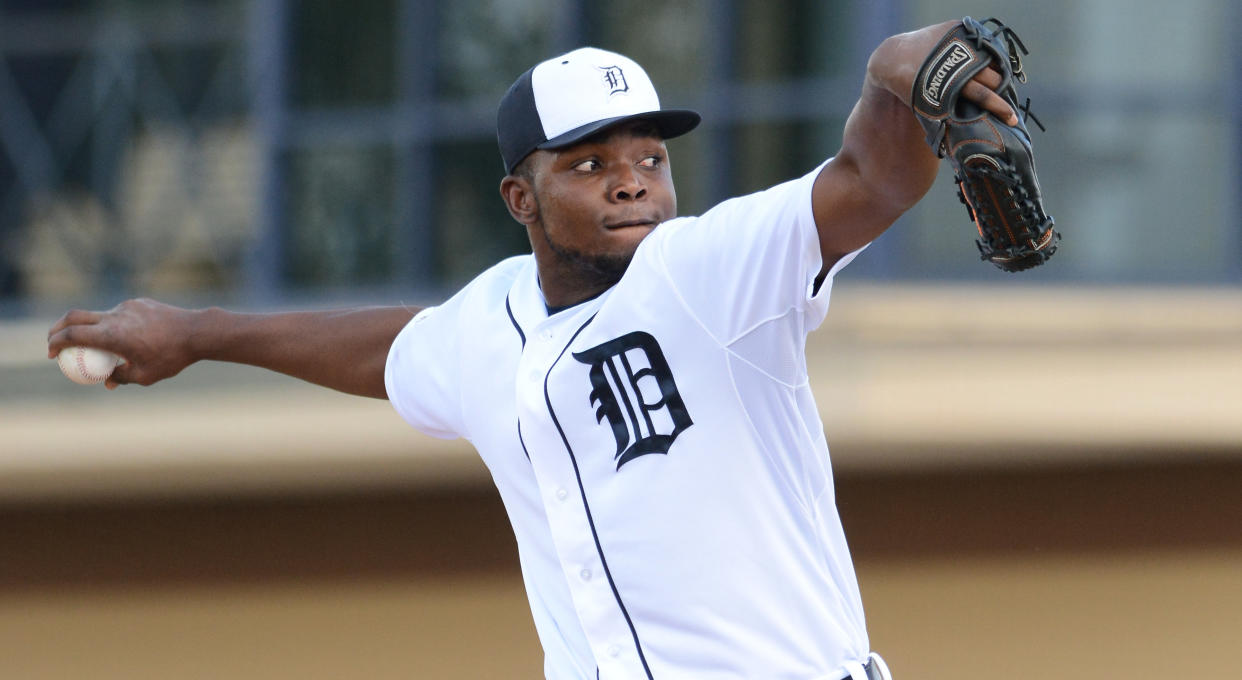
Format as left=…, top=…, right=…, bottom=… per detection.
left=530, top=47, right=662, bottom=140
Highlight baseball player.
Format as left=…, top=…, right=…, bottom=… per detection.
left=48, top=20, right=1022, bottom=680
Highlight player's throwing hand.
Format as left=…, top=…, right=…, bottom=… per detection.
left=47, top=298, right=201, bottom=389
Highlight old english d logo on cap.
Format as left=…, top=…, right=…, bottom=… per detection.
left=496, top=47, right=701, bottom=174
left=599, top=65, right=628, bottom=95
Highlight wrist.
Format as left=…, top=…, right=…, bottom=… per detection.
left=867, top=21, right=961, bottom=107
left=185, top=306, right=225, bottom=363
left=866, top=36, right=923, bottom=110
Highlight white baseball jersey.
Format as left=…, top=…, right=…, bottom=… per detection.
left=386, top=161, right=869, bottom=679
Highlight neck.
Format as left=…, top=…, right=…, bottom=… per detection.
left=528, top=226, right=632, bottom=308
left=535, top=257, right=620, bottom=308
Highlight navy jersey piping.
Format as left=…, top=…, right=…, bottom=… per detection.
left=506, top=295, right=531, bottom=461
left=543, top=312, right=654, bottom=679
left=505, top=296, right=527, bottom=348
left=517, top=420, right=530, bottom=462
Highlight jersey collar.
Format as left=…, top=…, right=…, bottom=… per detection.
left=505, top=257, right=549, bottom=334
left=508, top=257, right=615, bottom=335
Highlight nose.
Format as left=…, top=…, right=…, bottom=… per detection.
left=609, top=167, right=647, bottom=203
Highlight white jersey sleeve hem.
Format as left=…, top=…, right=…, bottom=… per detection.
left=384, top=306, right=464, bottom=440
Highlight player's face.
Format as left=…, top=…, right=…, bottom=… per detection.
left=530, top=123, right=677, bottom=287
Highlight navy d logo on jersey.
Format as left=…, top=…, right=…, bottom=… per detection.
left=572, top=332, right=692, bottom=470
left=598, top=65, right=629, bottom=96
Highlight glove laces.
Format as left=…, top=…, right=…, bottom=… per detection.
left=980, top=17, right=1030, bottom=83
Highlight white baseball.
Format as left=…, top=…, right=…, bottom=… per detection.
left=57, top=346, right=120, bottom=385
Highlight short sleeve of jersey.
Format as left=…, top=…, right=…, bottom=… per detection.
left=652, top=160, right=863, bottom=343
left=385, top=300, right=466, bottom=440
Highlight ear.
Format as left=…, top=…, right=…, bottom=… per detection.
left=500, top=174, right=539, bottom=225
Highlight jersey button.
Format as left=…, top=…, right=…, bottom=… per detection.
left=579, top=568, right=591, bottom=581
left=555, top=488, right=568, bottom=501
left=527, top=369, right=540, bottom=382
left=540, top=329, right=553, bottom=340
left=607, top=645, right=621, bottom=658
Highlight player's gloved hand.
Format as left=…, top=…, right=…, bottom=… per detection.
left=47, top=298, right=202, bottom=390
left=908, top=17, right=1058, bottom=271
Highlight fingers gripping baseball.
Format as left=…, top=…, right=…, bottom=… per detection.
left=47, top=298, right=199, bottom=389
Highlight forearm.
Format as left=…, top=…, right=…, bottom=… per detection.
left=811, top=27, right=947, bottom=263
left=836, top=87, right=937, bottom=217
left=192, top=305, right=417, bottom=398
left=840, top=29, right=949, bottom=211
left=48, top=299, right=417, bottom=397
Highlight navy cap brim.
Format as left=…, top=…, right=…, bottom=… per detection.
left=536, top=109, right=701, bottom=152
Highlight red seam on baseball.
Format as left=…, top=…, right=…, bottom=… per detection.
left=76, top=349, right=104, bottom=382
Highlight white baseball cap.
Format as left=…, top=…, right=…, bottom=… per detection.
left=497, top=47, right=701, bottom=174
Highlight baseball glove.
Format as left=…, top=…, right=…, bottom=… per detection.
left=911, top=16, right=1058, bottom=272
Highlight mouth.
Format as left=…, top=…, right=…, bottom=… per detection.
left=604, top=218, right=659, bottom=230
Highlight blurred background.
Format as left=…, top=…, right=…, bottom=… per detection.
left=1, top=0, right=1239, bottom=678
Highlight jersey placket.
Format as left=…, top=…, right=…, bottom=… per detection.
left=514, top=310, right=650, bottom=679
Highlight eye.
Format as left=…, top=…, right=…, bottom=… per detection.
left=638, top=154, right=663, bottom=169
left=572, top=159, right=600, bottom=172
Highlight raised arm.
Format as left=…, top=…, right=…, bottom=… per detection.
left=812, top=20, right=1019, bottom=273
left=46, top=298, right=417, bottom=398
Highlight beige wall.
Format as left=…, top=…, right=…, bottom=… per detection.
left=2, top=550, right=1239, bottom=679
left=3, top=285, right=1239, bottom=678
left=863, top=550, right=1242, bottom=679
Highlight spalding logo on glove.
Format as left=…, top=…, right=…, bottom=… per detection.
left=920, top=42, right=974, bottom=109
left=912, top=16, right=1059, bottom=273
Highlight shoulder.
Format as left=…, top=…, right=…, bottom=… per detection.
left=661, top=162, right=829, bottom=238
left=398, top=254, right=530, bottom=342
left=465, top=254, right=531, bottom=297
left=642, top=162, right=828, bottom=259
left=390, top=255, right=531, bottom=361
left=438, top=254, right=532, bottom=312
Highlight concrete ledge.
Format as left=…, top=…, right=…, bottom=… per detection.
left=3, top=284, right=1239, bottom=500
left=0, top=389, right=482, bottom=501
left=810, top=284, right=1242, bottom=466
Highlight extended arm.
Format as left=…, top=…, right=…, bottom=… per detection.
left=812, top=20, right=1019, bottom=272
left=46, top=299, right=417, bottom=398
